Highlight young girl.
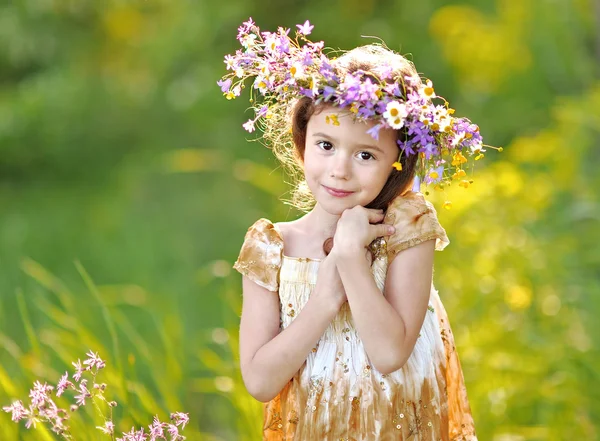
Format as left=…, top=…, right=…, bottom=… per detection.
left=221, top=18, right=484, bottom=440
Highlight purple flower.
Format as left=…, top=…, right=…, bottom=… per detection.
left=217, top=78, right=232, bottom=93
left=398, top=139, right=416, bottom=156
left=357, top=106, right=376, bottom=119
left=299, top=87, right=314, bottom=98
left=376, top=64, right=394, bottom=80
left=301, top=50, right=314, bottom=66
left=383, top=82, right=402, bottom=98
left=358, top=78, right=379, bottom=101
left=425, top=165, right=444, bottom=184
left=296, top=20, right=314, bottom=35
left=411, top=176, right=421, bottom=192
left=322, top=86, right=336, bottom=101
left=421, top=142, right=439, bottom=159
left=257, top=105, right=268, bottom=118
left=366, top=124, right=382, bottom=141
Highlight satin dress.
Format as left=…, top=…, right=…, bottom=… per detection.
left=233, top=191, right=477, bottom=441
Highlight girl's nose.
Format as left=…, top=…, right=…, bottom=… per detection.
left=329, top=154, right=351, bottom=180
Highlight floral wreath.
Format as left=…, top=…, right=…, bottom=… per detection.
left=217, top=18, right=501, bottom=203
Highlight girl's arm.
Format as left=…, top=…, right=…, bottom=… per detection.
left=334, top=239, right=435, bottom=374
left=239, top=256, right=345, bottom=402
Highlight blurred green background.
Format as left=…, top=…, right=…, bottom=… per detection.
left=1, top=0, right=598, bottom=440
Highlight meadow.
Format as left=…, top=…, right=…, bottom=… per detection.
left=0, top=1, right=598, bottom=439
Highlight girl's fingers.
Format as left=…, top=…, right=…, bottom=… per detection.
left=370, top=223, right=395, bottom=239
left=366, top=209, right=386, bottom=223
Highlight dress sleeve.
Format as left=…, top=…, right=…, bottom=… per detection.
left=384, top=191, right=450, bottom=263
left=233, top=218, right=284, bottom=292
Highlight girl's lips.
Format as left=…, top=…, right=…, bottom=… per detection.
left=322, top=185, right=354, bottom=198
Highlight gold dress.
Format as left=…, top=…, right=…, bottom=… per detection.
left=233, top=192, right=477, bottom=441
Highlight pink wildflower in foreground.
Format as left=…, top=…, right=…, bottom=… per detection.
left=74, top=379, right=91, bottom=406
left=166, top=424, right=180, bottom=438
left=118, top=427, right=148, bottom=441
left=148, top=416, right=165, bottom=438
left=72, top=359, right=85, bottom=382
left=97, top=421, right=115, bottom=435
left=170, top=412, right=189, bottom=429
left=83, top=350, right=106, bottom=370
left=2, top=400, right=27, bottom=422
left=56, top=371, right=74, bottom=397
left=4, top=350, right=189, bottom=440
left=29, top=381, right=53, bottom=407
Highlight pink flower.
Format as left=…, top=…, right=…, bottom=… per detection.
left=29, top=381, right=53, bottom=407
left=166, top=424, right=179, bottom=438
left=97, top=421, right=115, bottom=435
left=56, top=371, right=74, bottom=397
left=242, top=120, right=255, bottom=133
left=170, top=412, right=189, bottom=430
left=119, top=427, right=148, bottom=441
left=74, top=380, right=90, bottom=406
left=72, top=359, right=85, bottom=382
left=84, top=350, right=106, bottom=370
left=2, top=400, right=27, bottom=422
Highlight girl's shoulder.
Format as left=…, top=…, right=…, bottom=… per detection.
left=245, top=218, right=284, bottom=244
left=232, top=218, right=284, bottom=292
left=383, top=191, right=450, bottom=260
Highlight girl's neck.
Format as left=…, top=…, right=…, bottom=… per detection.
left=301, top=203, right=341, bottom=241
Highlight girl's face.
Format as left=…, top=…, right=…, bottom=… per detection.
left=304, top=105, right=398, bottom=214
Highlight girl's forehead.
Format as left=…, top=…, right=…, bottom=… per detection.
left=308, top=106, right=396, bottom=148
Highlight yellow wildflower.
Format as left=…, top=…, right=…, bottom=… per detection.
left=325, top=114, right=340, bottom=126
left=451, top=152, right=467, bottom=166
left=392, top=162, right=402, bottom=171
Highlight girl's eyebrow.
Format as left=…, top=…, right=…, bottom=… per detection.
left=312, top=132, right=385, bottom=154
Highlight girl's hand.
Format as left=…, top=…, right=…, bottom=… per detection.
left=314, top=252, right=346, bottom=311
left=333, top=206, right=395, bottom=260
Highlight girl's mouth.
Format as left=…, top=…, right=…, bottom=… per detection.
left=322, top=185, right=354, bottom=198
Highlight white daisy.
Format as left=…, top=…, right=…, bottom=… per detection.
left=383, top=101, right=408, bottom=129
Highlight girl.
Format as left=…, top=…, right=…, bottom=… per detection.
left=221, top=18, right=483, bottom=440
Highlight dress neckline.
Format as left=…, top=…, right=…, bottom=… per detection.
left=273, top=222, right=324, bottom=263
left=282, top=254, right=322, bottom=263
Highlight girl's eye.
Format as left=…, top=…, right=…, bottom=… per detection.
left=317, top=140, right=333, bottom=151
left=358, top=151, right=374, bottom=161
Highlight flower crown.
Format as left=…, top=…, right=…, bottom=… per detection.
left=218, top=18, right=500, bottom=196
